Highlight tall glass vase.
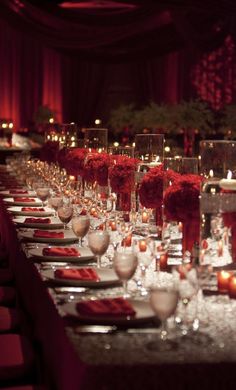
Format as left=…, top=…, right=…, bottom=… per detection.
left=200, top=140, right=236, bottom=267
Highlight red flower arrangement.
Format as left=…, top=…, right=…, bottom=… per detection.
left=62, top=148, right=88, bottom=177
left=139, top=165, right=180, bottom=209
left=109, top=155, right=137, bottom=194
left=84, top=153, right=111, bottom=186
left=109, top=155, right=137, bottom=212
left=163, top=174, right=203, bottom=222
left=163, top=174, right=204, bottom=253
left=40, top=141, right=59, bottom=163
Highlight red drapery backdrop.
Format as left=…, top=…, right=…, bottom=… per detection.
left=0, top=0, right=236, bottom=129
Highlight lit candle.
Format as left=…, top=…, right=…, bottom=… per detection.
left=122, top=233, right=132, bottom=247
left=228, top=275, right=236, bottom=298
left=142, top=211, right=149, bottom=224
left=219, top=170, right=236, bottom=190
left=139, top=240, right=147, bottom=252
left=69, top=175, right=76, bottom=181
left=110, top=221, right=117, bottom=231
left=217, top=271, right=232, bottom=292
left=178, top=222, right=183, bottom=233
left=159, top=252, right=168, bottom=271
left=90, top=207, right=96, bottom=216
left=217, top=240, right=223, bottom=257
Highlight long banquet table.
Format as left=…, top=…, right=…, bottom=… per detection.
left=1, top=171, right=236, bottom=389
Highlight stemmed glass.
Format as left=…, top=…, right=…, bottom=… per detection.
left=57, top=202, right=74, bottom=230
left=133, top=238, right=154, bottom=296
left=172, top=264, right=198, bottom=335
left=35, top=183, right=50, bottom=207
left=149, top=284, right=179, bottom=349
left=72, top=214, right=90, bottom=247
left=113, top=244, right=138, bottom=298
left=88, top=230, right=110, bottom=268
left=49, top=193, right=63, bottom=217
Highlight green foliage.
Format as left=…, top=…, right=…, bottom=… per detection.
left=221, top=105, right=236, bottom=136
left=169, top=100, right=214, bottom=134
left=33, top=105, right=54, bottom=124
left=108, top=100, right=214, bottom=136
left=108, top=104, right=136, bottom=134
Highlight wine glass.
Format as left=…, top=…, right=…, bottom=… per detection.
left=133, top=238, right=154, bottom=296
left=113, top=245, right=138, bottom=298
left=72, top=215, right=90, bottom=247
left=58, top=203, right=74, bottom=230
left=149, top=285, right=179, bottom=349
left=87, top=230, right=110, bottom=268
left=35, top=184, right=50, bottom=207
left=173, top=264, right=198, bottom=335
left=49, top=194, right=63, bottom=217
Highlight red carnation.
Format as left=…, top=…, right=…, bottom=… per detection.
left=164, top=174, right=203, bottom=222
left=109, top=155, right=137, bottom=194
left=139, top=165, right=180, bottom=209
left=84, top=153, right=111, bottom=186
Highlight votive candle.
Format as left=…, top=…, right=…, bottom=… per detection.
left=217, top=270, right=232, bottom=292
left=228, top=275, right=236, bottom=298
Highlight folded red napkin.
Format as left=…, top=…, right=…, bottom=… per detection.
left=15, top=198, right=35, bottom=202
left=9, top=190, right=28, bottom=194
left=24, top=218, right=51, bottom=224
left=33, top=230, right=64, bottom=239
left=21, top=207, right=45, bottom=212
left=54, top=267, right=99, bottom=281
left=43, top=247, right=80, bottom=257
left=76, top=297, right=136, bottom=316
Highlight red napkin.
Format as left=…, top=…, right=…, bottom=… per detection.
left=9, top=190, right=28, bottom=194
left=24, top=218, right=51, bottom=224
left=21, top=207, right=45, bottom=212
left=15, top=198, right=35, bottom=202
left=33, top=230, right=64, bottom=238
left=76, top=297, right=136, bottom=316
left=54, top=268, right=99, bottom=281
left=43, top=247, right=80, bottom=257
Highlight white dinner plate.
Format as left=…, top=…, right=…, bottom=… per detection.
left=43, top=267, right=120, bottom=288
left=3, top=197, right=43, bottom=207
left=63, top=299, right=156, bottom=325
left=28, top=246, right=94, bottom=263
left=19, top=229, right=78, bottom=244
left=13, top=216, right=63, bottom=229
left=0, top=190, right=36, bottom=198
left=7, top=206, right=54, bottom=217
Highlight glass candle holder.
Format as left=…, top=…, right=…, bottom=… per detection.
left=108, top=145, right=134, bottom=158
left=134, top=134, right=164, bottom=166
left=84, top=128, right=108, bottom=153
left=200, top=140, right=236, bottom=268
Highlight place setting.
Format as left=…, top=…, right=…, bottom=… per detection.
left=12, top=216, right=64, bottom=229
left=7, top=205, right=54, bottom=217
left=3, top=196, right=43, bottom=207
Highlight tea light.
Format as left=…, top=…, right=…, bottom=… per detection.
left=122, top=233, right=132, bottom=247
left=139, top=240, right=147, bottom=252
left=90, top=207, right=96, bottom=216
left=228, top=275, right=236, bottom=298
left=69, top=175, right=76, bottom=181
left=217, top=271, right=232, bottom=292
left=110, top=221, right=117, bottom=231
left=159, top=252, right=168, bottom=271
left=142, top=211, right=149, bottom=224
left=178, top=222, right=183, bottom=233
left=219, top=178, right=236, bottom=191
left=217, top=240, right=223, bottom=257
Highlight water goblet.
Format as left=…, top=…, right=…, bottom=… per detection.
left=133, top=238, right=154, bottom=296
left=149, top=285, right=179, bottom=349
left=72, top=215, right=90, bottom=247
left=88, top=230, right=110, bottom=268
left=58, top=203, right=74, bottom=230
left=35, top=184, right=50, bottom=207
left=113, top=245, right=138, bottom=298
left=49, top=194, right=63, bottom=217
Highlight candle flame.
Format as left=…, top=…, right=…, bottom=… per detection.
left=227, top=170, right=232, bottom=180
left=209, top=169, right=214, bottom=178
